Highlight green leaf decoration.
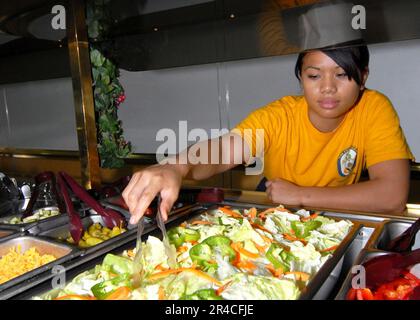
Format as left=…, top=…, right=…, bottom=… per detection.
left=87, top=0, right=133, bottom=168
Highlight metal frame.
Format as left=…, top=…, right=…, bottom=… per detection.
left=66, top=0, right=100, bottom=189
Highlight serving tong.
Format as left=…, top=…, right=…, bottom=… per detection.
left=131, top=194, right=177, bottom=288
left=156, top=194, right=177, bottom=269
left=132, top=216, right=145, bottom=288
left=386, top=217, right=420, bottom=252
left=56, top=173, right=84, bottom=244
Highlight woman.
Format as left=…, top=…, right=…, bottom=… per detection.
left=123, top=44, right=414, bottom=224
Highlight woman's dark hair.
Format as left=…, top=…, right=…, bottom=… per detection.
left=294, top=43, right=370, bottom=86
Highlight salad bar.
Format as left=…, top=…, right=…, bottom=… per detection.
left=0, top=172, right=418, bottom=300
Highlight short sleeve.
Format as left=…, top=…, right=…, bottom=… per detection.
left=365, top=94, right=414, bottom=168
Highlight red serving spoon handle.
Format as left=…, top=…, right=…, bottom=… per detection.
left=364, top=248, right=420, bottom=289
left=57, top=173, right=83, bottom=244
left=59, top=172, right=125, bottom=228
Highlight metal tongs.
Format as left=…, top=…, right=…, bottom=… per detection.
left=156, top=194, right=177, bottom=269
left=132, top=215, right=145, bottom=288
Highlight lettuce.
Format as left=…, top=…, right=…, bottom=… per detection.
left=221, top=274, right=300, bottom=300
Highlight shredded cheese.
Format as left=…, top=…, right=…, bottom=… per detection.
left=0, top=245, right=56, bottom=284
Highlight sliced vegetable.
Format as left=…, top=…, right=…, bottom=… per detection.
left=190, top=236, right=236, bottom=271
left=266, top=243, right=292, bottom=272
left=167, top=227, right=200, bottom=248
left=103, top=254, right=133, bottom=275
left=91, top=273, right=131, bottom=299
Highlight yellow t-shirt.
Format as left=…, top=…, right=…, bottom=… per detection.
left=232, top=89, right=414, bottom=187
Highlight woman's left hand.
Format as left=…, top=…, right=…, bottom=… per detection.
left=265, top=178, right=302, bottom=206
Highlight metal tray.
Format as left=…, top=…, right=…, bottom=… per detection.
left=373, top=220, right=420, bottom=251
left=0, top=210, right=70, bottom=232
left=10, top=204, right=205, bottom=300
left=0, top=229, right=23, bottom=243
left=0, top=236, right=81, bottom=297
left=204, top=204, right=363, bottom=300
left=30, top=214, right=139, bottom=256
left=15, top=203, right=363, bottom=300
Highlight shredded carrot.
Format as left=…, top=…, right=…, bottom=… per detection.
left=266, top=264, right=284, bottom=277
left=177, top=246, right=189, bottom=254
left=54, top=294, right=96, bottom=300
left=127, top=250, right=135, bottom=258
left=216, top=280, right=232, bottom=296
left=247, top=208, right=257, bottom=219
left=234, top=260, right=257, bottom=271
left=251, top=223, right=274, bottom=235
left=191, top=220, right=213, bottom=225
left=231, top=242, right=260, bottom=259
left=185, top=269, right=223, bottom=286
left=219, top=207, right=242, bottom=218
left=105, top=286, right=132, bottom=300
left=232, top=251, right=241, bottom=266
left=158, top=286, right=166, bottom=300
left=319, top=245, right=338, bottom=253
left=148, top=269, right=183, bottom=280
left=179, top=222, right=187, bottom=228
left=258, top=208, right=276, bottom=216
left=301, top=212, right=320, bottom=222
left=257, top=233, right=273, bottom=245
left=283, top=233, right=307, bottom=245
left=155, top=263, right=169, bottom=271
left=252, top=240, right=268, bottom=255
left=148, top=268, right=222, bottom=287
left=188, top=240, right=199, bottom=245
left=285, top=271, right=310, bottom=282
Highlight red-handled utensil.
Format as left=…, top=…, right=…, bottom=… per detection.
left=56, top=173, right=83, bottom=244
left=59, top=172, right=126, bottom=229
left=364, top=248, right=420, bottom=289
left=386, top=218, right=420, bottom=252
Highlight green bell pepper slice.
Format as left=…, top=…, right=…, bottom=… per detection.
left=91, top=273, right=131, bottom=300
left=265, top=243, right=291, bottom=272
left=291, top=220, right=322, bottom=238
left=167, top=227, right=200, bottom=248
left=189, top=236, right=236, bottom=270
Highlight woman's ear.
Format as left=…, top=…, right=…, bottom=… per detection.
left=360, top=67, right=369, bottom=90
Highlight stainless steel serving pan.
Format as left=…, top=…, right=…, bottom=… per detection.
left=15, top=203, right=363, bottom=300
left=202, top=204, right=363, bottom=300
left=0, top=210, right=71, bottom=232
left=0, top=236, right=81, bottom=298
left=0, top=229, right=24, bottom=243
left=373, top=220, right=420, bottom=251
left=8, top=204, right=205, bottom=300
left=30, top=214, right=137, bottom=256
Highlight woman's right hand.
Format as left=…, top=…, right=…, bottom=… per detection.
left=122, top=164, right=186, bottom=224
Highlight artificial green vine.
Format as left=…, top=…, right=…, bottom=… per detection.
left=86, top=0, right=132, bottom=168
